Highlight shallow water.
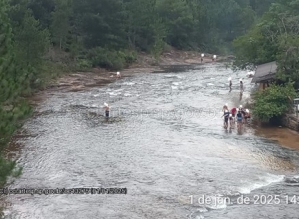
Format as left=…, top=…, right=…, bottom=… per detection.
left=1, top=63, right=299, bottom=219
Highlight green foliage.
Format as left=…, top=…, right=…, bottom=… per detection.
left=87, top=47, right=137, bottom=70
left=276, top=34, right=299, bottom=88
left=0, top=0, right=34, bottom=185
left=0, top=157, right=16, bottom=185
left=39, top=61, right=71, bottom=86
left=75, top=59, right=92, bottom=71
left=252, top=82, right=297, bottom=122
left=50, top=0, right=72, bottom=50
left=233, top=0, right=299, bottom=87
left=14, top=9, right=50, bottom=68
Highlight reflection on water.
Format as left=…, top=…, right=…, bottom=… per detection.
left=2, top=63, right=299, bottom=219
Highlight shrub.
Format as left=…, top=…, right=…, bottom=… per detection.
left=87, top=47, right=137, bottom=70
left=252, top=82, right=297, bottom=122
left=75, top=59, right=92, bottom=71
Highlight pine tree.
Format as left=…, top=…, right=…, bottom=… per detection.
left=0, top=0, right=18, bottom=186
left=0, top=0, right=18, bottom=103
left=50, top=0, right=72, bottom=50
left=14, top=9, right=50, bottom=68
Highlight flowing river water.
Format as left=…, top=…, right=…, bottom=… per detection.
left=1, top=63, right=299, bottom=219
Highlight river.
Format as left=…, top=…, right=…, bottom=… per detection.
left=1, top=63, right=299, bottom=219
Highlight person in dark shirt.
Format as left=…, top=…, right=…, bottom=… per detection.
left=236, top=109, right=243, bottom=129
left=103, top=103, right=110, bottom=118
left=240, top=108, right=246, bottom=123
left=240, top=80, right=244, bottom=93
left=222, top=110, right=230, bottom=129
left=229, top=80, right=232, bottom=92
left=223, top=103, right=228, bottom=112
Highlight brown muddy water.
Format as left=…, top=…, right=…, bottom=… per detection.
left=1, top=63, right=299, bottom=219
left=255, top=126, right=299, bottom=150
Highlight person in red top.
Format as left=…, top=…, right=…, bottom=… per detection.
left=230, top=107, right=237, bottom=122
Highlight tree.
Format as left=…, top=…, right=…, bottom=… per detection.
left=233, top=0, right=299, bottom=87
left=0, top=0, right=20, bottom=103
left=72, top=0, right=126, bottom=49
left=252, top=82, right=297, bottom=122
left=27, top=0, right=56, bottom=28
left=157, top=0, right=195, bottom=49
left=0, top=0, right=19, bottom=186
left=123, top=0, right=166, bottom=54
left=50, top=0, right=72, bottom=50
left=276, top=34, right=299, bottom=88
left=14, top=9, right=50, bottom=68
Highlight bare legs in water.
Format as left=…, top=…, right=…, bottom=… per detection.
left=239, top=91, right=243, bottom=101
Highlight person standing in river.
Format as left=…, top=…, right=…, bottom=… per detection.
left=222, top=109, right=230, bottom=129
left=244, top=109, right=251, bottom=123
left=222, top=103, right=228, bottom=112
left=236, top=109, right=243, bottom=129
left=228, top=77, right=232, bottom=92
left=212, top=55, right=217, bottom=62
left=229, top=113, right=234, bottom=128
left=103, top=103, right=110, bottom=118
left=239, top=79, right=244, bottom=100
left=201, top=53, right=204, bottom=63
left=230, top=107, right=237, bottom=123
left=240, top=79, right=244, bottom=93
left=116, top=71, right=121, bottom=78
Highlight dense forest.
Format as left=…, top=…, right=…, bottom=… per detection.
left=233, top=0, right=299, bottom=87
left=232, top=0, right=299, bottom=122
left=1, top=0, right=297, bottom=184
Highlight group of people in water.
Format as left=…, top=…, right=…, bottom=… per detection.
left=223, top=75, right=250, bottom=129
left=222, top=104, right=251, bottom=129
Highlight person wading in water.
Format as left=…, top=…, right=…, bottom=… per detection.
left=230, top=107, right=237, bottom=123
left=236, top=109, right=243, bottom=129
left=228, top=77, right=232, bottom=92
left=239, top=79, right=244, bottom=100
left=222, top=103, right=228, bottom=112
left=116, top=71, right=121, bottom=78
left=103, top=103, right=110, bottom=119
left=222, top=109, right=230, bottom=129
left=229, top=113, right=234, bottom=128
left=240, top=79, right=244, bottom=92
left=212, top=55, right=217, bottom=62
